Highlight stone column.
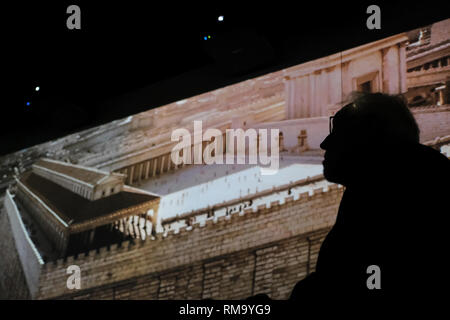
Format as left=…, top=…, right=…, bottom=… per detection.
left=399, top=43, right=407, bottom=93
left=150, top=159, right=157, bottom=177
left=168, top=153, right=175, bottom=171
left=328, top=65, right=342, bottom=113
left=160, top=155, right=166, bottom=174
left=163, top=154, right=169, bottom=172
left=319, top=69, right=329, bottom=116
left=154, top=157, right=160, bottom=175
left=308, top=73, right=316, bottom=117
left=285, top=75, right=312, bottom=119
left=137, top=163, right=143, bottom=182
left=129, top=166, right=134, bottom=184
left=340, top=61, right=351, bottom=100
left=168, top=153, right=173, bottom=171
left=159, top=156, right=165, bottom=174
left=283, top=76, right=295, bottom=119
left=382, top=45, right=400, bottom=94
left=134, top=164, right=139, bottom=182
left=144, top=160, right=151, bottom=179
left=88, top=229, right=96, bottom=245
left=295, top=75, right=311, bottom=118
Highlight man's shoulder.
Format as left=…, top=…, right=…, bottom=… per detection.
left=406, top=143, right=450, bottom=180
left=415, top=143, right=449, bottom=164
left=402, top=143, right=448, bottom=220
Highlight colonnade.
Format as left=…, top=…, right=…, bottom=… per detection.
left=115, top=129, right=309, bottom=186
left=115, top=133, right=227, bottom=185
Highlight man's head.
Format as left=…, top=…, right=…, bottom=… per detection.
left=320, top=92, right=420, bottom=186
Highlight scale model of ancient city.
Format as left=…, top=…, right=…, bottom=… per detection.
left=0, top=19, right=449, bottom=299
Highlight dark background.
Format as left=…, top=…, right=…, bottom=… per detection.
left=2, top=1, right=448, bottom=156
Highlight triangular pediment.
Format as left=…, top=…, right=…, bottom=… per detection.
left=96, top=175, right=124, bottom=186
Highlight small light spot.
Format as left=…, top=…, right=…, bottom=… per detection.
left=35, top=86, right=40, bottom=92
left=218, top=16, right=224, bottom=22
left=26, top=102, right=30, bottom=106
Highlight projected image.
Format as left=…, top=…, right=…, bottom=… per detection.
left=0, top=18, right=449, bottom=300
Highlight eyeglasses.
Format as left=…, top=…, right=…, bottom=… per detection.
left=329, top=103, right=356, bottom=134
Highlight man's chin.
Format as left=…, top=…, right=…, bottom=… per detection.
left=323, top=166, right=345, bottom=185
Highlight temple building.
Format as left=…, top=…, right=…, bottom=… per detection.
left=12, top=158, right=160, bottom=260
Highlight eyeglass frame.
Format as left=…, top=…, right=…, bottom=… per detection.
left=328, top=102, right=357, bottom=134
left=329, top=115, right=335, bottom=134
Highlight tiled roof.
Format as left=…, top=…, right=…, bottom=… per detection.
left=33, top=158, right=108, bottom=185
left=19, top=171, right=158, bottom=228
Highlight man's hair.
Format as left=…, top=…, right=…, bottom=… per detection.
left=342, top=92, right=420, bottom=144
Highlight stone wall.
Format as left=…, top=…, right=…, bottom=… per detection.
left=430, top=19, right=450, bottom=45
left=0, top=192, right=45, bottom=299
left=36, top=183, right=344, bottom=299
left=412, top=105, right=450, bottom=142
left=55, top=228, right=329, bottom=300
left=4, top=190, right=44, bottom=298
left=0, top=208, right=30, bottom=299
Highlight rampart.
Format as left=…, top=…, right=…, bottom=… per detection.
left=35, top=182, right=343, bottom=299
left=0, top=191, right=44, bottom=299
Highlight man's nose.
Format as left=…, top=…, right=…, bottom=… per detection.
left=320, top=134, right=331, bottom=150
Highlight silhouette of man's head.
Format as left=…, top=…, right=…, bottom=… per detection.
left=320, top=92, right=420, bottom=186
